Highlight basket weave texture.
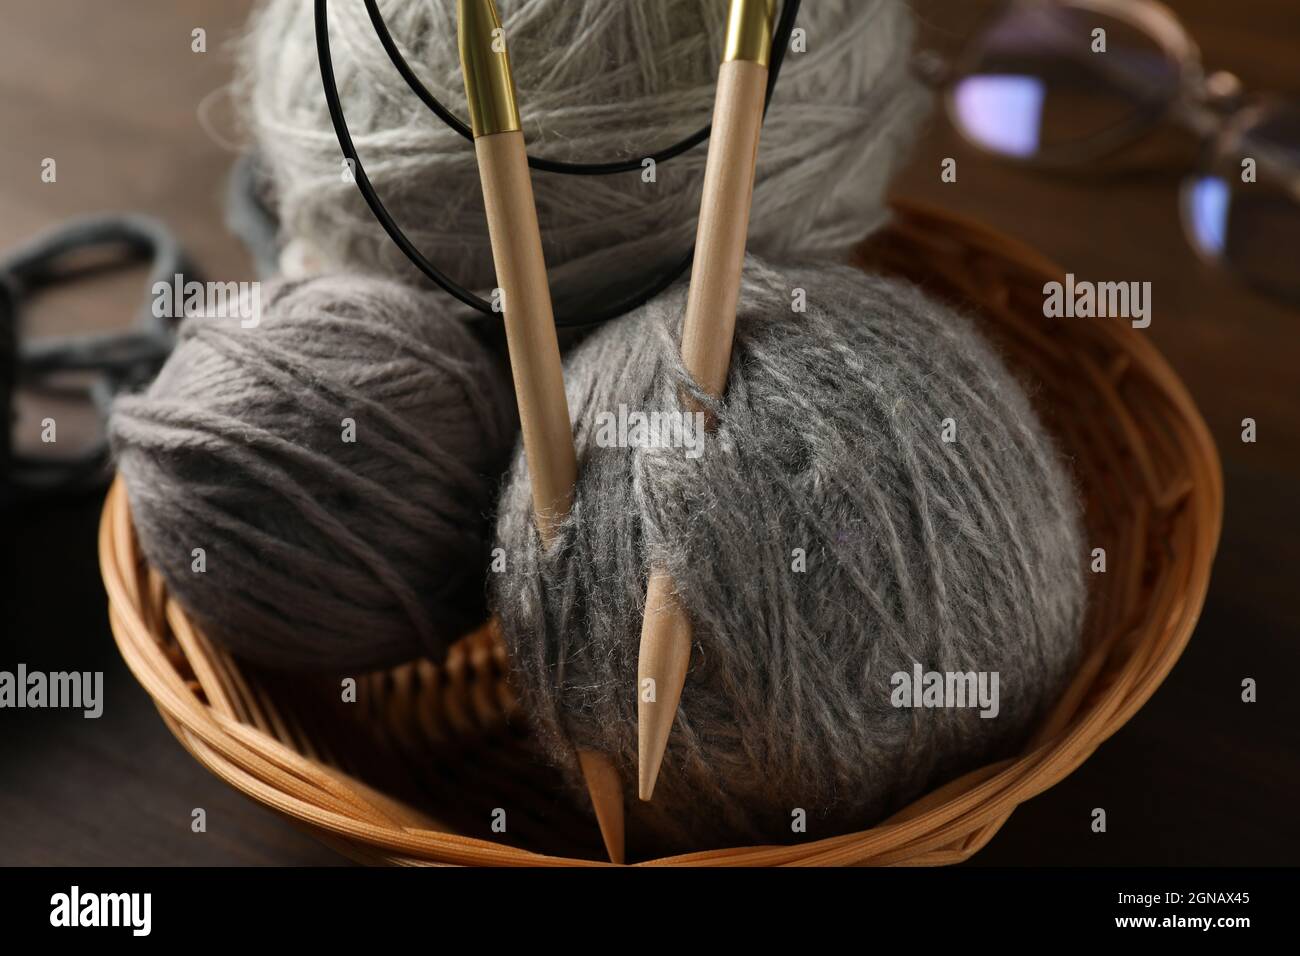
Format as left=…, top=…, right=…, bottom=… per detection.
left=99, top=202, right=1223, bottom=865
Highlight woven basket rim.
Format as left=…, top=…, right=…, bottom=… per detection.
left=99, top=200, right=1224, bottom=865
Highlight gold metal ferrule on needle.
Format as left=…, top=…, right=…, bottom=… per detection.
left=723, top=0, right=776, bottom=66
left=458, top=0, right=521, bottom=136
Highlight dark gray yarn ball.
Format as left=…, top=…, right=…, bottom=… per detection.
left=111, top=274, right=516, bottom=672
left=493, top=258, right=1086, bottom=853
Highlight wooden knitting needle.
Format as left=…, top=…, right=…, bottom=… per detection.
left=637, top=0, right=775, bottom=802
left=458, top=0, right=624, bottom=864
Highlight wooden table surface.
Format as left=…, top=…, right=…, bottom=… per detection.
left=1, top=1, right=1296, bottom=865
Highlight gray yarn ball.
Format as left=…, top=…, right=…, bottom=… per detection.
left=111, top=274, right=516, bottom=672
left=493, top=259, right=1086, bottom=852
left=240, top=0, right=928, bottom=298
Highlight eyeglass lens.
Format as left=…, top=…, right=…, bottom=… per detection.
left=949, top=2, right=1181, bottom=162
left=1184, top=103, right=1300, bottom=301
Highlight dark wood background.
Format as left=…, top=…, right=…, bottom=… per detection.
left=1, top=1, right=1296, bottom=865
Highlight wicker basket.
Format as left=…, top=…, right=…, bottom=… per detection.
left=99, top=201, right=1223, bottom=866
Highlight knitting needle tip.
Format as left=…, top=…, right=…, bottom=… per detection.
left=637, top=570, right=693, bottom=801
left=577, top=749, right=625, bottom=864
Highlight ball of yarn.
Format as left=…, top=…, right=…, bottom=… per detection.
left=492, top=259, right=1086, bottom=852
left=240, top=0, right=928, bottom=301
left=110, top=274, right=516, bottom=672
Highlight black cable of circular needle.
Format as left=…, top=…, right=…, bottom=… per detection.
left=316, top=0, right=802, bottom=327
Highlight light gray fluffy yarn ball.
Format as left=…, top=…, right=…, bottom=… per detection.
left=492, top=259, right=1086, bottom=852
left=111, top=274, right=516, bottom=672
left=241, top=0, right=928, bottom=299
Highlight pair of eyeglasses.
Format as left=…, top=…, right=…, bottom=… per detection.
left=921, top=0, right=1300, bottom=305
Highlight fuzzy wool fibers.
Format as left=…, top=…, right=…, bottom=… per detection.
left=111, top=274, right=516, bottom=672
left=241, top=0, right=928, bottom=301
left=492, top=259, right=1086, bottom=851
